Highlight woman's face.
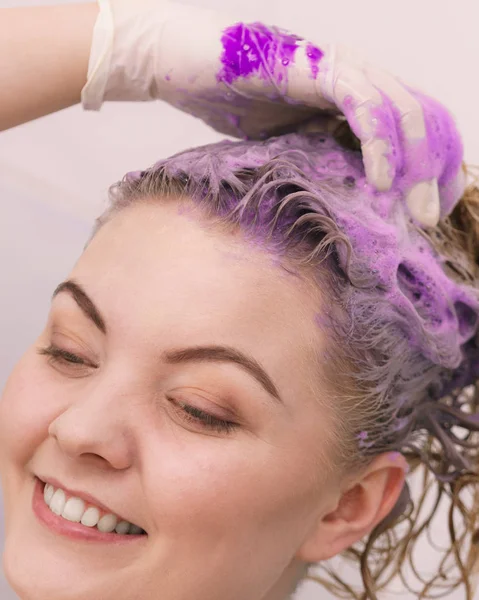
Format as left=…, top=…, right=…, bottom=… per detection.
left=0, top=200, right=341, bottom=600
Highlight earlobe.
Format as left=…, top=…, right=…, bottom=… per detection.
left=295, top=453, right=409, bottom=563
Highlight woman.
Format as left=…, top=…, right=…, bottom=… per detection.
left=0, top=2, right=477, bottom=599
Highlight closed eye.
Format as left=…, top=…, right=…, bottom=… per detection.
left=168, top=397, right=240, bottom=435
left=37, top=344, right=98, bottom=370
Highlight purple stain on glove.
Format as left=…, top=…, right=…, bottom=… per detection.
left=305, top=43, right=324, bottom=79
left=407, top=89, right=464, bottom=217
left=370, top=93, right=404, bottom=178
left=217, top=22, right=302, bottom=86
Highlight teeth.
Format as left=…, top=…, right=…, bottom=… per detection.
left=81, top=507, right=100, bottom=528
left=115, top=520, right=131, bottom=535
left=62, top=497, right=85, bottom=522
left=44, top=483, right=54, bottom=505
left=97, top=514, right=118, bottom=533
left=50, top=489, right=66, bottom=516
left=42, top=482, right=144, bottom=535
left=129, top=525, right=144, bottom=535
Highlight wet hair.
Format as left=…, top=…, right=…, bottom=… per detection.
left=90, top=126, right=479, bottom=599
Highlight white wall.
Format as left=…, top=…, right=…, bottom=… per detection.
left=0, top=1, right=478, bottom=598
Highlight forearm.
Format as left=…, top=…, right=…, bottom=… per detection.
left=0, top=3, right=98, bottom=131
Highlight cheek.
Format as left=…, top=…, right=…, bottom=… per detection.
left=140, top=427, right=320, bottom=553
left=0, top=347, right=59, bottom=469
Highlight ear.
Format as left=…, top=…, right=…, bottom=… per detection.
left=295, top=452, right=408, bottom=563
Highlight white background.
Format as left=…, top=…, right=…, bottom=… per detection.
left=0, top=0, right=478, bottom=598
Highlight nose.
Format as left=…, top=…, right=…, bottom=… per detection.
left=48, top=379, right=138, bottom=470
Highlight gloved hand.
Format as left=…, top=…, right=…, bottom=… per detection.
left=82, top=0, right=465, bottom=228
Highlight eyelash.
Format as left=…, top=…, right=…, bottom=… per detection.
left=168, top=398, right=239, bottom=435
left=37, top=344, right=240, bottom=435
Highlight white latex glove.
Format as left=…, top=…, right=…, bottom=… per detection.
left=82, top=0, right=465, bottom=228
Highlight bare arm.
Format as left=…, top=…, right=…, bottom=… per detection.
left=0, top=3, right=98, bottom=131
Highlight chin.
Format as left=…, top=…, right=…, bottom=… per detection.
left=4, top=549, right=58, bottom=600
left=3, top=534, right=84, bottom=600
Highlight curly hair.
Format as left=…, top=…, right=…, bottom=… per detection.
left=89, top=124, right=479, bottom=599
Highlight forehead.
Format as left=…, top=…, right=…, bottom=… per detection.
left=68, top=200, right=324, bottom=395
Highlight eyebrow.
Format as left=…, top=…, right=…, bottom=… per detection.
left=164, top=345, right=283, bottom=404
left=53, top=280, right=107, bottom=334
left=52, top=279, right=283, bottom=405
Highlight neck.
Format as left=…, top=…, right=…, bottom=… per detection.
left=260, top=559, right=310, bottom=600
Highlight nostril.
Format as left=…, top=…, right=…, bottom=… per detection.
left=454, top=301, right=478, bottom=338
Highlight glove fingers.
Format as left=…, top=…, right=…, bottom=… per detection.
left=330, top=66, right=396, bottom=191
left=405, top=179, right=440, bottom=228
left=364, top=68, right=442, bottom=226
left=365, top=67, right=427, bottom=145
left=438, top=167, right=467, bottom=220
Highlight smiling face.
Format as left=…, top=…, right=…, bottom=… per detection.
left=0, top=200, right=342, bottom=600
